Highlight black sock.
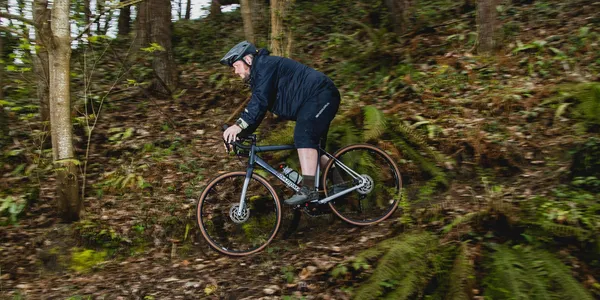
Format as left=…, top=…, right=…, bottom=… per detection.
left=303, top=175, right=315, bottom=190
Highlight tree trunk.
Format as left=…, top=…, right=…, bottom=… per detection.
left=251, top=0, right=267, bottom=44
left=461, top=0, right=476, bottom=13
left=477, top=0, right=500, bottom=54
left=117, top=1, right=131, bottom=37
left=185, top=0, right=191, bottom=19
left=136, top=0, right=178, bottom=94
left=384, top=0, right=412, bottom=35
left=33, top=0, right=51, bottom=123
left=83, top=0, right=91, bottom=34
left=49, top=0, right=81, bottom=222
left=0, top=35, right=6, bottom=151
left=210, top=0, right=221, bottom=17
left=270, top=0, right=294, bottom=57
left=240, top=0, right=255, bottom=44
left=96, top=0, right=105, bottom=34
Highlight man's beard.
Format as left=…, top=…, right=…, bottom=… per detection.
left=242, top=74, right=251, bottom=84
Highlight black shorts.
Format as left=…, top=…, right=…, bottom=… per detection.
left=294, top=87, right=340, bottom=149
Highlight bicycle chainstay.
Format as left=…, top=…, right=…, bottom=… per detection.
left=296, top=180, right=356, bottom=217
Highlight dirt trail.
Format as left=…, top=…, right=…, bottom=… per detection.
left=0, top=93, right=406, bottom=299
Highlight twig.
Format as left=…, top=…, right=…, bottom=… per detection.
left=225, top=96, right=251, bottom=124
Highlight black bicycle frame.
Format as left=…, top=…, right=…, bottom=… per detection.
left=233, top=142, right=366, bottom=217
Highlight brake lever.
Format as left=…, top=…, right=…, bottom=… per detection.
left=222, top=124, right=232, bottom=153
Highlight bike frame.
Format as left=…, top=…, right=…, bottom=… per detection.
left=234, top=142, right=367, bottom=217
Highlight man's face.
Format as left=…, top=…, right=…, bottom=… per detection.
left=232, top=57, right=251, bottom=82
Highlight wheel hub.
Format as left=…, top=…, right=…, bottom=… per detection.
left=229, top=205, right=250, bottom=223
left=357, top=174, right=374, bottom=195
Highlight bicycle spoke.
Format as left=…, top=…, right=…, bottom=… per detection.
left=197, top=172, right=281, bottom=255
left=324, top=144, right=401, bottom=225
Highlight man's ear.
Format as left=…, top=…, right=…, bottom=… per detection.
left=243, top=55, right=253, bottom=66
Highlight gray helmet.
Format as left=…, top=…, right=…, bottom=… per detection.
left=220, top=41, right=257, bottom=67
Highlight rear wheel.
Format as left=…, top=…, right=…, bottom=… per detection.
left=197, top=172, right=282, bottom=256
left=323, top=144, right=402, bottom=225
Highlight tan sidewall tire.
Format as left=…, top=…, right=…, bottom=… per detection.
left=323, top=144, right=402, bottom=226
left=197, top=171, right=282, bottom=256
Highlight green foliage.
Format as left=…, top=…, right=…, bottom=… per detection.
left=483, top=245, right=594, bottom=300
left=545, top=83, right=600, bottom=131
left=352, top=231, right=438, bottom=300
left=0, top=195, right=26, bottom=225
left=446, top=244, right=475, bottom=300
left=108, top=127, right=135, bottom=145
left=522, top=185, right=599, bottom=242
left=363, top=106, right=387, bottom=141
left=70, top=248, right=107, bottom=273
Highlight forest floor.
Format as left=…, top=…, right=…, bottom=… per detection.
left=0, top=91, right=419, bottom=299
left=2, top=1, right=600, bottom=298
left=0, top=81, right=575, bottom=299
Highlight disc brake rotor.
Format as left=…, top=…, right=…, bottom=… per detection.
left=229, top=204, right=250, bottom=223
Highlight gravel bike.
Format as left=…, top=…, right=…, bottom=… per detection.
left=197, top=132, right=402, bottom=256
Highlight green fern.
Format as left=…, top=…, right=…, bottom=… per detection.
left=442, top=211, right=488, bottom=233
left=353, top=231, right=438, bottom=300
left=363, top=106, right=387, bottom=141
left=446, top=244, right=475, bottom=300
left=483, top=245, right=594, bottom=300
left=541, top=256, right=594, bottom=300
left=483, top=245, right=530, bottom=300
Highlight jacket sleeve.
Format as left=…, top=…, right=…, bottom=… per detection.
left=238, top=63, right=277, bottom=132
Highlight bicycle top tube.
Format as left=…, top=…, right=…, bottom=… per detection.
left=230, top=136, right=326, bottom=154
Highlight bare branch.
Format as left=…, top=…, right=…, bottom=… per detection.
left=0, top=12, right=35, bottom=26
left=0, top=25, right=29, bottom=39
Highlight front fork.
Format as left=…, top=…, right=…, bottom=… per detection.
left=236, top=164, right=255, bottom=217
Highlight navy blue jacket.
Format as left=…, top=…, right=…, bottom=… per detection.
left=239, top=49, right=336, bottom=130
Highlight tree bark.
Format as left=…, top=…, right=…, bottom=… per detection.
left=477, top=0, right=500, bottom=54
left=384, top=0, right=412, bottom=35
left=49, top=0, right=81, bottom=222
left=96, top=0, right=105, bottom=34
left=240, top=0, right=255, bottom=43
left=0, top=34, right=6, bottom=151
left=210, top=0, right=221, bottom=17
left=117, top=1, right=131, bottom=37
left=136, top=0, right=178, bottom=94
left=185, top=0, right=191, bottom=19
left=270, top=0, right=294, bottom=57
left=251, top=0, right=267, bottom=44
left=83, top=0, right=91, bottom=34
left=33, top=0, right=51, bottom=123
left=461, top=0, right=476, bottom=13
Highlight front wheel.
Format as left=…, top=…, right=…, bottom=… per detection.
left=323, top=144, right=402, bottom=225
left=197, top=171, right=282, bottom=256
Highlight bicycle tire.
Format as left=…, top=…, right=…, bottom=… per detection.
left=197, top=171, right=282, bottom=256
left=323, top=144, right=402, bottom=225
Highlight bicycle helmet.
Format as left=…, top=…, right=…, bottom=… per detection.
left=220, top=41, right=257, bottom=67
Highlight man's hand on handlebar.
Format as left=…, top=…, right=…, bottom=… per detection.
left=222, top=124, right=242, bottom=152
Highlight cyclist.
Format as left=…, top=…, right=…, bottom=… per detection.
left=220, top=41, right=341, bottom=205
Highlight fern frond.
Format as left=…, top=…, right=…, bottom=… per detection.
left=536, top=250, right=594, bottom=300
left=446, top=243, right=475, bottom=300
left=353, top=232, right=438, bottom=300
left=535, top=221, right=590, bottom=240
left=521, top=249, right=553, bottom=300
left=442, top=211, right=488, bottom=233
left=392, top=118, right=447, bottom=165
left=483, top=245, right=529, bottom=300
left=261, top=122, right=295, bottom=146
left=363, top=106, right=387, bottom=141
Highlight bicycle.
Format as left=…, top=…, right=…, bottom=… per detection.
left=197, top=131, right=402, bottom=256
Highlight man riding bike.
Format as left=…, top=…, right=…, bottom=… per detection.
left=220, top=41, right=341, bottom=205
